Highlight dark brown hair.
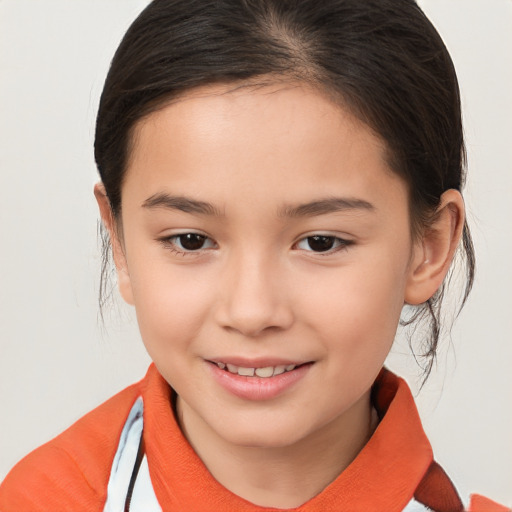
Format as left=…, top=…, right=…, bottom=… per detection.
left=95, top=0, right=475, bottom=379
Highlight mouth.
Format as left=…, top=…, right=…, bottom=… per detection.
left=207, top=360, right=312, bottom=378
left=207, top=359, right=314, bottom=400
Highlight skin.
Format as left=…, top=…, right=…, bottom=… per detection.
left=96, top=82, right=464, bottom=508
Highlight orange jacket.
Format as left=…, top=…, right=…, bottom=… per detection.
left=0, top=365, right=508, bottom=511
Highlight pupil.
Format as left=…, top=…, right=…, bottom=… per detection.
left=308, top=235, right=334, bottom=252
left=180, top=233, right=205, bottom=251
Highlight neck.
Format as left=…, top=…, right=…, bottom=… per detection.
left=177, top=392, right=377, bottom=508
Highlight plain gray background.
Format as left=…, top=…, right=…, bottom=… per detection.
left=1, top=0, right=511, bottom=505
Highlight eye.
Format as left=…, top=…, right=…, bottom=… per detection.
left=295, top=235, right=351, bottom=253
left=163, top=233, right=216, bottom=253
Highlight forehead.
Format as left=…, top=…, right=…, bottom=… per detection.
left=124, top=82, right=405, bottom=214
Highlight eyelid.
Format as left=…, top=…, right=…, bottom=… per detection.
left=158, top=230, right=217, bottom=255
left=156, top=230, right=353, bottom=256
left=293, top=233, right=354, bottom=254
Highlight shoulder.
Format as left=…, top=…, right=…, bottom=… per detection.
left=0, top=378, right=143, bottom=512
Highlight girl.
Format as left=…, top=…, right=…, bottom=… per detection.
left=0, top=0, right=509, bottom=510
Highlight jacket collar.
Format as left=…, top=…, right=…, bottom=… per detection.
left=141, top=365, right=436, bottom=511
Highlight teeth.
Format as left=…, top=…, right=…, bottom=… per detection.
left=255, top=366, right=274, bottom=378
left=216, top=362, right=299, bottom=378
left=226, top=363, right=238, bottom=373
left=238, top=366, right=255, bottom=377
left=273, top=365, right=286, bottom=375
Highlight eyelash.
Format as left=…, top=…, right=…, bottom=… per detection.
left=158, top=233, right=353, bottom=256
left=159, top=233, right=216, bottom=256
left=294, top=235, right=353, bottom=255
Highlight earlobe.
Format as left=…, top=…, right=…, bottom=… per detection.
left=93, top=183, right=134, bottom=305
left=405, top=190, right=465, bottom=305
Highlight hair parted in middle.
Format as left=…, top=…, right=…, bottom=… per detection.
left=94, top=0, right=474, bottom=380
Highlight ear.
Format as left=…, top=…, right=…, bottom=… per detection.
left=405, top=189, right=465, bottom=305
left=94, top=182, right=134, bottom=305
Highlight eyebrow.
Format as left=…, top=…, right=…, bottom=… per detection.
left=142, top=193, right=223, bottom=216
left=141, top=193, right=375, bottom=218
left=279, top=197, right=375, bottom=217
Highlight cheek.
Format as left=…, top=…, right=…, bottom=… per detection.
left=297, top=253, right=409, bottom=354
left=128, top=262, right=216, bottom=354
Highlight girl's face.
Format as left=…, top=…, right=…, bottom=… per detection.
left=113, top=83, right=421, bottom=448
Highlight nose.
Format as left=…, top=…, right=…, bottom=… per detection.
left=215, top=251, right=294, bottom=338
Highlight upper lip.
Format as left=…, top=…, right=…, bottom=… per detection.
left=206, top=357, right=312, bottom=368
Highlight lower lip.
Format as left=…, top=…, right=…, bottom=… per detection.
left=207, top=362, right=312, bottom=401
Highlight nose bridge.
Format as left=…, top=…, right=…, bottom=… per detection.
left=218, top=245, right=292, bottom=336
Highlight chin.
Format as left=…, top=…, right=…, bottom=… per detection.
left=215, top=419, right=312, bottom=450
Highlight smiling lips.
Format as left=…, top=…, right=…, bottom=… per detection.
left=208, top=360, right=313, bottom=400
left=215, top=361, right=299, bottom=378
